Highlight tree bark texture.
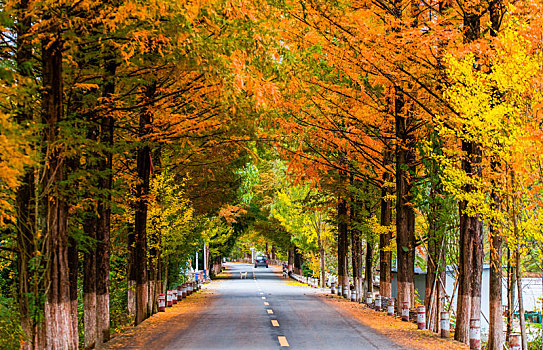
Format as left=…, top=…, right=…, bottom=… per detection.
left=379, top=150, right=393, bottom=298
left=42, top=31, right=78, bottom=349
left=488, top=213, right=503, bottom=349
left=288, top=248, right=294, bottom=273
left=148, top=220, right=159, bottom=316
left=511, top=180, right=528, bottom=350
left=395, top=89, right=415, bottom=309
left=84, top=217, right=97, bottom=349
left=350, top=192, right=363, bottom=301
left=516, top=252, right=527, bottom=350
left=127, top=225, right=136, bottom=317
left=68, top=238, right=79, bottom=349
left=315, top=221, right=326, bottom=288
left=95, top=54, right=116, bottom=345
left=488, top=181, right=503, bottom=349
left=506, top=248, right=516, bottom=342
left=294, top=248, right=303, bottom=275
left=365, top=240, right=374, bottom=295
left=455, top=140, right=483, bottom=344
left=352, top=221, right=363, bottom=300
left=337, top=197, right=349, bottom=294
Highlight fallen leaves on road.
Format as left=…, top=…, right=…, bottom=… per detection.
left=321, top=294, right=469, bottom=350
left=103, top=278, right=225, bottom=350
left=285, top=281, right=308, bottom=287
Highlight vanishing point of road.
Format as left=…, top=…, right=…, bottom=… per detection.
left=116, top=263, right=406, bottom=350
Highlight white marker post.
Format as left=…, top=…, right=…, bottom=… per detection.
left=401, top=301, right=409, bottom=321
left=440, top=311, right=450, bottom=338
left=166, top=290, right=172, bottom=307
left=375, top=295, right=382, bottom=311
left=366, top=292, right=373, bottom=305
left=509, top=333, right=521, bottom=350
left=387, top=298, right=395, bottom=316
left=158, top=294, right=165, bottom=312
left=417, top=305, right=425, bottom=330
left=172, top=289, right=178, bottom=304
left=469, top=318, right=481, bottom=350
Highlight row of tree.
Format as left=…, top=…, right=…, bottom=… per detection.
left=2, top=0, right=543, bottom=349
left=256, top=0, right=543, bottom=349
left=0, top=0, right=274, bottom=348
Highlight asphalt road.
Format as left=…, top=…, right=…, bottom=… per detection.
left=162, top=262, right=405, bottom=350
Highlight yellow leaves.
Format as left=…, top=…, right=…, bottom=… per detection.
left=438, top=11, right=543, bottom=250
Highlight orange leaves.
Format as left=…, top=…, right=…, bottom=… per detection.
left=218, top=204, right=247, bottom=224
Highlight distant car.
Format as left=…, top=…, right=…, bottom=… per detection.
left=254, top=256, right=268, bottom=268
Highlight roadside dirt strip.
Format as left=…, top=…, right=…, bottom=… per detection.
left=321, top=294, right=469, bottom=350
left=103, top=281, right=222, bottom=349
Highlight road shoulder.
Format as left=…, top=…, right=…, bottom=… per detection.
left=102, top=280, right=222, bottom=349
left=320, top=294, right=469, bottom=350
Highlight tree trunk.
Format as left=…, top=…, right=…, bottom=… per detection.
left=271, top=246, right=276, bottom=260
left=488, top=189, right=503, bottom=350
left=454, top=7, right=483, bottom=344
left=365, top=240, right=374, bottom=295
left=350, top=192, right=363, bottom=301
left=319, top=246, right=326, bottom=288
left=512, top=178, right=528, bottom=350
left=288, top=248, right=294, bottom=273
left=42, top=31, right=78, bottom=349
left=294, top=248, right=303, bottom=275
left=84, top=217, right=97, bottom=349
left=95, top=53, right=116, bottom=346
left=455, top=141, right=484, bottom=344
left=134, top=149, right=150, bottom=325
left=96, top=197, right=111, bottom=345
left=507, top=247, right=515, bottom=342
left=68, top=237, right=79, bottom=349
left=379, top=150, right=393, bottom=298
left=133, top=83, right=156, bottom=326
left=316, top=221, right=326, bottom=288
left=516, top=253, right=527, bottom=350
left=395, top=88, right=415, bottom=308
left=352, top=225, right=362, bottom=300
left=127, top=225, right=136, bottom=318
left=294, top=246, right=303, bottom=275
left=337, top=197, right=349, bottom=294
left=148, top=225, right=159, bottom=316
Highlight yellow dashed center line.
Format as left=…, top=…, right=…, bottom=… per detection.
left=278, top=336, right=289, bottom=347
left=271, top=320, right=279, bottom=327
left=264, top=302, right=269, bottom=306
left=266, top=309, right=274, bottom=314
